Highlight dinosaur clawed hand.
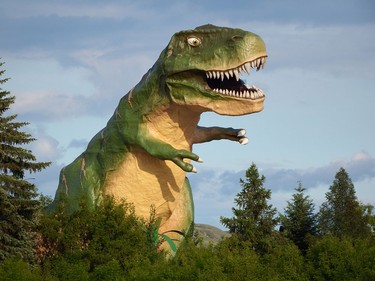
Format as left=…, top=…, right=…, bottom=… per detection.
left=172, top=150, right=203, bottom=173
left=237, top=129, right=249, bottom=145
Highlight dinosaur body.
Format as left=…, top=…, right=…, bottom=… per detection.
left=51, top=24, right=267, bottom=252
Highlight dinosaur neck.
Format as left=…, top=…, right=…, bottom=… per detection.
left=146, top=103, right=202, bottom=149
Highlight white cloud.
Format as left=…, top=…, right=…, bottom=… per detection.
left=27, top=134, right=61, bottom=163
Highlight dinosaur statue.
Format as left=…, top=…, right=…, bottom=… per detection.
left=50, top=24, right=267, bottom=252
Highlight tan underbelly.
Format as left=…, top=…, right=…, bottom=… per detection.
left=103, top=149, right=187, bottom=223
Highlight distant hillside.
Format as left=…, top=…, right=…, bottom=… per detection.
left=194, top=224, right=230, bottom=245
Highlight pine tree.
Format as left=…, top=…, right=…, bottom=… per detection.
left=220, top=163, right=278, bottom=253
left=0, top=61, right=50, bottom=262
left=318, top=167, right=372, bottom=239
left=280, top=181, right=317, bottom=253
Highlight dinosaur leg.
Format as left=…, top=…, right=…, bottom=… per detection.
left=193, top=126, right=248, bottom=144
left=158, top=177, right=194, bottom=255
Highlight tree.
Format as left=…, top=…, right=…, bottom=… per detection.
left=280, top=181, right=317, bottom=253
left=317, top=167, right=372, bottom=239
left=37, top=196, right=163, bottom=278
left=220, top=163, right=278, bottom=253
left=0, top=61, right=50, bottom=262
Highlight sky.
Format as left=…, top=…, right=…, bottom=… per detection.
left=1, top=0, right=374, bottom=229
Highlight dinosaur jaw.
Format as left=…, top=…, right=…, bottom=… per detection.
left=199, top=55, right=267, bottom=115
left=205, top=56, right=267, bottom=101
left=166, top=55, right=267, bottom=116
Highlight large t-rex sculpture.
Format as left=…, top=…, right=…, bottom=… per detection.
left=50, top=24, right=267, bottom=252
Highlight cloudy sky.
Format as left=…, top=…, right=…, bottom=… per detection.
left=1, top=0, right=374, bottom=228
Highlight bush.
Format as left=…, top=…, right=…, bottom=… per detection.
left=0, top=259, right=41, bottom=281
left=306, top=236, right=359, bottom=280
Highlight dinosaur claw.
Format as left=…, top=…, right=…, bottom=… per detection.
left=197, top=157, right=204, bottom=163
left=237, top=129, right=246, bottom=137
left=239, top=138, right=249, bottom=145
left=191, top=166, right=198, bottom=173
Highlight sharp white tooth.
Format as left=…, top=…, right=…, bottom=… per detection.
left=233, top=69, right=240, bottom=81
left=261, top=57, right=266, bottom=69
left=212, top=71, right=216, bottom=79
left=250, top=91, right=255, bottom=99
left=208, top=71, right=213, bottom=79
left=256, top=58, right=261, bottom=71
left=216, top=71, right=221, bottom=79
left=251, top=60, right=256, bottom=68
left=224, top=71, right=230, bottom=80
left=229, top=90, right=233, bottom=96
left=245, top=91, right=250, bottom=98
left=220, top=72, right=224, bottom=81
left=219, top=89, right=223, bottom=94
left=206, top=72, right=210, bottom=79
left=244, top=62, right=251, bottom=74
left=229, top=69, right=234, bottom=77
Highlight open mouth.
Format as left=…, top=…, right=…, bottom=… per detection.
left=205, top=56, right=267, bottom=100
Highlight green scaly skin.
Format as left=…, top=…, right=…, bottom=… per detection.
left=50, top=24, right=267, bottom=251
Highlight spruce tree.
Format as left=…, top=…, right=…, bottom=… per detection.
left=318, top=167, right=372, bottom=239
left=280, top=181, right=317, bottom=253
left=0, top=61, right=50, bottom=262
left=220, top=163, right=278, bottom=253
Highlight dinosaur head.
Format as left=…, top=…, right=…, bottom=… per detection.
left=163, top=24, right=267, bottom=116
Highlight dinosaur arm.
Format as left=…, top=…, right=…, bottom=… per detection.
left=137, top=136, right=202, bottom=173
left=192, top=126, right=248, bottom=145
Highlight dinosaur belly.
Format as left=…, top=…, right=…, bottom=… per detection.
left=104, top=149, right=188, bottom=225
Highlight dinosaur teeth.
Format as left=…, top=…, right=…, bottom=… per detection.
left=206, top=56, right=267, bottom=81
left=243, top=62, right=251, bottom=74
left=212, top=86, right=264, bottom=100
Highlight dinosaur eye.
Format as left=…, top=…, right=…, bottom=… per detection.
left=187, top=36, right=201, bottom=47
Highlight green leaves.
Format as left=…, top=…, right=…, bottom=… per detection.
left=280, top=181, right=317, bottom=254
left=220, top=163, right=278, bottom=254
left=317, top=167, right=372, bottom=239
left=0, top=60, right=50, bottom=263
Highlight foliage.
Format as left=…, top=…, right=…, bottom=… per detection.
left=318, top=167, right=372, bottom=239
left=0, top=61, right=50, bottom=263
left=305, top=235, right=375, bottom=281
left=280, top=181, right=317, bottom=253
left=1, top=173, right=374, bottom=280
left=261, top=241, right=308, bottom=281
left=37, top=195, right=163, bottom=278
left=220, top=163, right=278, bottom=254
left=0, top=258, right=42, bottom=281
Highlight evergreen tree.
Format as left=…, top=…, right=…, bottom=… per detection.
left=0, top=61, right=50, bottom=262
left=220, top=163, right=278, bottom=253
left=280, top=181, right=317, bottom=253
left=318, top=167, right=372, bottom=239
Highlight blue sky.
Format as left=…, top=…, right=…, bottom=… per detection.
left=1, top=0, right=374, bottom=228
